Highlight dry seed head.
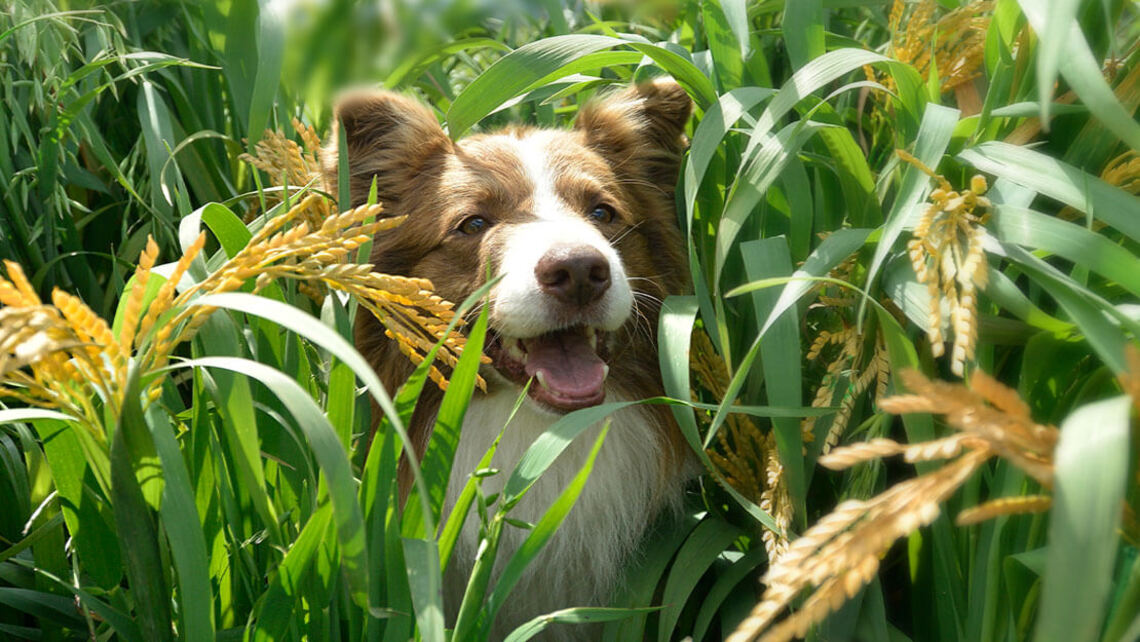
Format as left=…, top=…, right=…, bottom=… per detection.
left=874, top=1, right=991, bottom=95
left=904, top=165, right=991, bottom=376
left=819, top=437, right=906, bottom=469
left=293, top=117, right=322, bottom=157
left=0, top=260, right=41, bottom=307
left=50, top=289, right=122, bottom=366
left=956, top=494, right=1052, bottom=526
left=732, top=450, right=990, bottom=642
left=1121, top=344, right=1140, bottom=410
left=881, top=369, right=1058, bottom=484
left=121, top=237, right=159, bottom=353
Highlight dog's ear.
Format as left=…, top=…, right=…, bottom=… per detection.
left=322, top=90, right=452, bottom=208
left=574, top=79, right=692, bottom=194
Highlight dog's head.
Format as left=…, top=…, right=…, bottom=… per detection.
left=324, top=80, right=691, bottom=413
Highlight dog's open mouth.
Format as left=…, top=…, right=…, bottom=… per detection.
left=485, top=326, right=610, bottom=411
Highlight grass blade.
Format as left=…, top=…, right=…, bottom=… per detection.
left=176, top=357, right=369, bottom=607
left=246, top=0, right=285, bottom=149
left=992, top=205, right=1140, bottom=297
left=1019, top=0, right=1140, bottom=152
left=486, top=423, right=610, bottom=624
left=741, top=237, right=805, bottom=524
left=504, top=606, right=661, bottom=642
left=112, top=373, right=173, bottom=642
left=960, top=141, right=1140, bottom=244
left=1020, top=0, right=1080, bottom=124
left=655, top=516, right=742, bottom=641
left=1034, top=396, right=1131, bottom=642
left=251, top=505, right=333, bottom=641
left=447, top=35, right=626, bottom=138
left=402, top=537, right=445, bottom=642
left=782, top=0, right=824, bottom=70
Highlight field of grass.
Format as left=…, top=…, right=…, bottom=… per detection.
left=1, top=0, right=1139, bottom=640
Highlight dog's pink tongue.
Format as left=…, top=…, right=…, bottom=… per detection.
left=523, top=331, right=606, bottom=409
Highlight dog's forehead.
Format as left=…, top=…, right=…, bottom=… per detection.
left=450, top=129, right=612, bottom=211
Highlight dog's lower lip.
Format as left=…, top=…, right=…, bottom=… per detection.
left=486, top=326, right=610, bottom=411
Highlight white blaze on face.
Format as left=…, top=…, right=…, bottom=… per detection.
left=489, top=132, right=633, bottom=338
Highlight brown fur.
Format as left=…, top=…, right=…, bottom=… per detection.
left=322, top=80, right=693, bottom=483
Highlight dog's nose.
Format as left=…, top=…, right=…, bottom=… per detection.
left=535, top=246, right=611, bottom=307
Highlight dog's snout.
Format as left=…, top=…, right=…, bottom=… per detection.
left=535, top=246, right=611, bottom=307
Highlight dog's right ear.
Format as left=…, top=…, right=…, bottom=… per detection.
left=321, top=91, right=452, bottom=209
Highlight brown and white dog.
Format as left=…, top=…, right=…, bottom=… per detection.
left=323, top=80, right=694, bottom=639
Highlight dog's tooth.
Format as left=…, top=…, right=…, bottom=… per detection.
left=601, top=364, right=610, bottom=380
left=506, top=338, right=526, bottom=362
left=586, top=327, right=598, bottom=350
left=535, top=370, right=549, bottom=390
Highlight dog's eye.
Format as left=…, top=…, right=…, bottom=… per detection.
left=458, top=215, right=490, bottom=235
left=588, top=204, right=615, bottom=224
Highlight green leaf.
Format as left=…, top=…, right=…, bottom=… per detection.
left=655, top=516, right=743, bottom=641
left=144, top=403, right=214, bottom=642
left=1035, top=396, right=1131, bottom=642
left=504, top=606, right=661, bottom=642
left=137, top=80, right=178, bottom=222
left=1030, top=0, right=1080, bottom=124
left=1019, top=0, right=1140, bottom=151
left=703, top=0, right=745, bottom=89
left=191, top=292, right=435, bottom=534
left=715, top=121, right=829, bottom=284
left=992, top=205, right=1140, bottom=298
left=111, top=373, right=172, bottom=642
left=0, top=409, right=76, bottom=424
left=486, top=423, right=609, bottom=624
left=656, top=296, right=780, bottom=532
left=994, top=241, right=1131, bottom=373
left=691, top=546, right=767, bottom=641
left=447, top=34, right=716, bottom=138
left=199, top=202, right=253, bottom=258
left=741, top=238, right=805, bottom=524
left=190, top=312, right=282, bottom=544
left=176, top=356, right=369, bottom=607
left=404, top=301, right=489, bottom=536
left=251, top=505, right=333, bottom=641
left=448, top=35, right=626, bottom=138
left=402, top=537, right=445, bottom=642
left=500, top=401, right=640, bottom=506
left=246, top=0, right=285, bottom=149
left=719, top=229, right=871, bottom=448
left=741, top=48, right=889, bottom=159
left=386, top=37, right=513, bottom=88
left=783, top=0, right=825, bottom=69
left=681, top=85, right=775, bottom=249
left=960, top=141, right=1140, bottom=244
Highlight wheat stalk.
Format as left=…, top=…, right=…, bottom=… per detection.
left=729, top=367, right=1058, bottom=641
left=692, top=328, right=793, bottom=560
left=900, top=153, right=991, bottom=377
left=1, top=188, right=478, bottom=434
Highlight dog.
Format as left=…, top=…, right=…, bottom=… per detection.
left=323, top=79, right=694, bottom=639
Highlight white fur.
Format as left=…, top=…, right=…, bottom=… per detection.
left=439, top=131, right=682, bottom=639
left=489, top=134, right=634, bottom=338
left=442, top=389, right=682, bottom=640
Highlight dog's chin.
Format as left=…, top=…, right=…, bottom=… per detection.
left=484, top=326, right=612, bottom=413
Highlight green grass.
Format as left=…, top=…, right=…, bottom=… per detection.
left=1, top=0, right=1140, bottom=640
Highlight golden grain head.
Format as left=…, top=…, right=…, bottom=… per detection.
left=955, top=494, right=1052, bottom=526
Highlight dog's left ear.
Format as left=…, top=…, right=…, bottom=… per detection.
left=574, top=79, right=692, bottom=194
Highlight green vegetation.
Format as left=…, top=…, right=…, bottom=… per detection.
left=1, top=0, right=1139, bottom=640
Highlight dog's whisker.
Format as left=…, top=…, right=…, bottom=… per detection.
left=608, top=220, right=646, bottom=245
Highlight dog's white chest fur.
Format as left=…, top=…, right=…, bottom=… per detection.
left=443, top=388, right=680, bottom=638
